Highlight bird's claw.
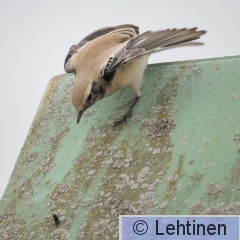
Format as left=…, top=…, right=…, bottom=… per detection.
left=114, top=112, right=133, bottom=126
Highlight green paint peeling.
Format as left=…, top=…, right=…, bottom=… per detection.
left=0, top=56, right=240, bottom=239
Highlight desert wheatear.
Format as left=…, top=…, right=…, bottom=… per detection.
left=64, top=24, right=206, bottom=124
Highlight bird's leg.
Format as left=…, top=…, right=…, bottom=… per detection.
left=114, top=95, right=140, bottom=126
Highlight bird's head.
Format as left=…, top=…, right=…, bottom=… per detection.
left=71, top=81, right=92, bottom=124
left=75, top=92, right=97, bottom=124
left=72, top=81, right=106, bottom=124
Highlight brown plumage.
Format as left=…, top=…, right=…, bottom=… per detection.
left=64, top=24, right=206, bottom=124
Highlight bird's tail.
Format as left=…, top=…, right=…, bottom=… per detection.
left=105, top=28, right=206, bottom=73
left=128, top=27, right=206, bottom=53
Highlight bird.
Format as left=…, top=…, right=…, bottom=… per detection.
left=64, top=24, right=206, bottom=125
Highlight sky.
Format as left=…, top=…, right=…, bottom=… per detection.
left=0, top=0, right=240, bottom=198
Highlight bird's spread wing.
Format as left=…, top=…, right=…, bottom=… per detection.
left=64, top=24, right=139, bottom=72
left=101, top=28, right=206, bottom=80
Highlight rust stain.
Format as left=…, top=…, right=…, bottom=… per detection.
left=164, top=154, right=184, bottom=200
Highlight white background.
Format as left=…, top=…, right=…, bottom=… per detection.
left=0, top=0, right=240, bottom=198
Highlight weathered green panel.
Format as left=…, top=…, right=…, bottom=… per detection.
left=0, top=56, right=240, bottom=239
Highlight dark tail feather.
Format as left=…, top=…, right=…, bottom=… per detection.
left=104, top=27, right=206, bottom=73
left=127, top=27, right=206, bottom=53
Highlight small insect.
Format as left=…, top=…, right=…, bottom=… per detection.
left=53, top=213, right=60, bottom=225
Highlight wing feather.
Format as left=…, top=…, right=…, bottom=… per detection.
left=101, top=27, right=206, bottom=77
left=64, top=24, right=139, bottom=72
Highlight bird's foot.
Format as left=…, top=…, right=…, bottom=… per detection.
left=114, top=111, right=133, bottom=126
left=113, top=96, right=140, bottom=126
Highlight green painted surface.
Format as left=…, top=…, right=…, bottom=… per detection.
left=0, top=55, right=240, bottom=239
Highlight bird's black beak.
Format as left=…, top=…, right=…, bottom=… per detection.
left=77, top=111, right=83, bottom=124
